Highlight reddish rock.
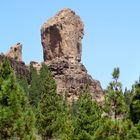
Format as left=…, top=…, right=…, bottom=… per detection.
left=6, top=43, right=22, bottom=62
left=41, top=8, right=104, bottom=103
left=41, top=8, right=84, bottom=63
left=46, top=58, right=104, bottom=102
left=0, top=8, right=104, bottom=103
left=0, top=54, right=30, bottom=82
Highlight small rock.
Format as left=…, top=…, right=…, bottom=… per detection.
left=6, top=43, right=22, bottom=62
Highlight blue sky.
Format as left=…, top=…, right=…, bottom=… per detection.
left=0, top=0, right=140, bottom=89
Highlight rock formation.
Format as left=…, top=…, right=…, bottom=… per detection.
left=41, top=8, right=104, bottom=102
left=6, top=43, right=22, bottom=62
left=46, top=57, right=104, bottom=102
left=41, top=8, right=84, bottom=63
left=30, top=61, right=42, bottom=72
left=0, top=43, right=30, bottom=82
left=0, top=8, right=104, bottom=103
left=0, top=54, right=30, bottom=82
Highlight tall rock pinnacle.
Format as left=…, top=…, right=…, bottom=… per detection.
left=41, top=8, right=104, bottom=102
left=0, top=43, right=30, bottom=82
left=41, top=8, right=84, bottom=63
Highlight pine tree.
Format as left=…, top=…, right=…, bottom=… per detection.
left=130, top=79, right=140, bottom=124
left=93, top=118, right=140, bottom=140
left=73, top=92, right=102, bottom=140
left=127, top=122, right=140, bottom=140
left=0, top=58, right=35, bottom=139
left=17, top=76, right=29, bottom=96
left=36, top=63, right=63, bottom=139
left=29, top=64, right=41, bottom=107
left=104, top=67, right=128, bottom=120
left=56, top=94, right=74, bottom=140
left=124, top=87, right=133, bottom=107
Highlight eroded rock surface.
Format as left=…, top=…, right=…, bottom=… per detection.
left=0, top=43, right=30, bottom=81
left=6, top=43, right=22, bottom=62
left=0, top=54, right=30, bottom=82
left=41, top=8, right=104, bottom=102
left=46, top=58, right=104, bottom=102
left=0, top=8, right=104, bottom=103
left=41, top=8, right=84, bottom=63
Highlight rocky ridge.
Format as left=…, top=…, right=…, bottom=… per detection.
left=0, top=52, right=30, bottom=82
left=0, top=8, right=104, bottom=103
left=0, top=43, right=30, bottom=81
left=41, top=8, right=104, bottom=102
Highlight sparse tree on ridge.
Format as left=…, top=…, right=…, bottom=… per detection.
left=104, top=67, right=128, bottom=120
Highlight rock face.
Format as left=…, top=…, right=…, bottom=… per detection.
left=6, top=43, right=22, bottom=62
left=0, top=43, right=30, bottom=82
left=41, top=8, right=84, bottom=63
left=0, top=54, right=30, bottom=82
left=30, top=61, right=42, bottom=73
left=46, top=58, right=104, bottom=102
left=41, top=8, right=104, bottom=102
left=0, top=8, right=104, bottom=103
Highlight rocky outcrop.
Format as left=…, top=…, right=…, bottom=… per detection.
left=0, top=8, right=104, bottom=103
left=30, top=61, right=42, bottom=72
left=0, top=45, right=30, bottom=82
left=41, top=8, right=104, bottom=102
left=41, top=8, right=84, bottom=63
left=6, top=43, right=22, bottom=62
left=46, top=57, right=104, bottom=102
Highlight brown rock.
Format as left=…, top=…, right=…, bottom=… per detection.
left=6, top=43, right=22, bottom=62
left=41, top=8, right=84, bottom=63
left=46, top=58, right=104, bottom=102
left=0, top=8, right=104, bottom=104
left=30, top=61, right=42, bottom=72
left=41, top=8, right=104, bottom=103
left=0, top=54, right=30, bottom=82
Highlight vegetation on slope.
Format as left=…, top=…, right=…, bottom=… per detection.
left=1, top=59, right=140, bottom=140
